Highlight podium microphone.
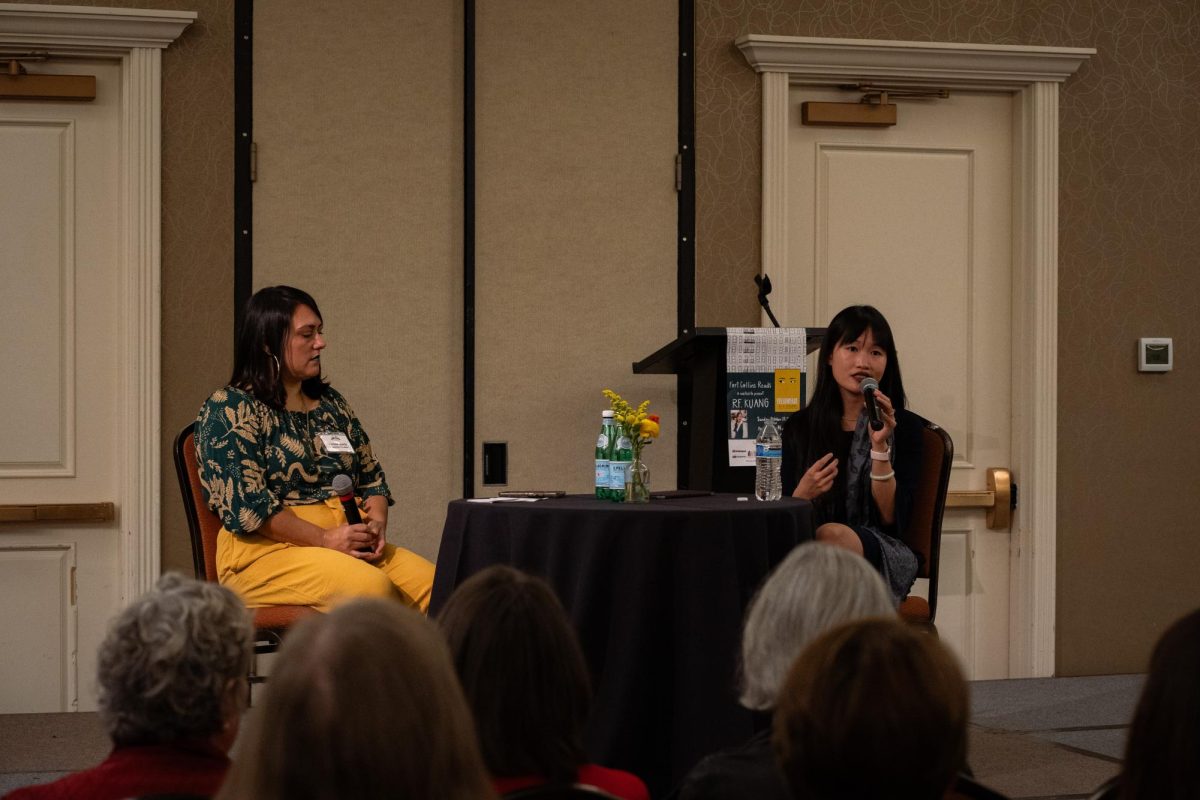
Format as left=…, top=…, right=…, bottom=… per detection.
left=753, top=274, right=781, bottom=328
left=331, top=473, right=363, bottom=525
left=859, top=377, right=885, bottom=431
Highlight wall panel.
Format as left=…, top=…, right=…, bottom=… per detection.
left=475, top=1, right=678, bottom=497
left=252, top=0, right=462, bottom=560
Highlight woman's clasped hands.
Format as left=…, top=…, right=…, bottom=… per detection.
left=321, top=509, right=386, bottom=561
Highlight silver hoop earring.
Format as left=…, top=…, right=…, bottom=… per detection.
left=270, top=354, right=281, bottom=374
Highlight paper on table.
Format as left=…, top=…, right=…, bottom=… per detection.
left=466, top=497, right=542, bottom=503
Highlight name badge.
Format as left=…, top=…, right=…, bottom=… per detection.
left=318, top=432, right=355, bottom=454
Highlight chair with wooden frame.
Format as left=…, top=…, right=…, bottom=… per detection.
left=898, top=417, right=954, bottom=633
left=173, top=422, right=317, bottom=680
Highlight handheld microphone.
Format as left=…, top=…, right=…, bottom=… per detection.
left=859, top=377, right=884, bottom=432
left=331, top=473, right=363, bottom=525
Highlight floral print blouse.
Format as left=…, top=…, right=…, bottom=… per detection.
left=195, top=385, right=391, bottom=535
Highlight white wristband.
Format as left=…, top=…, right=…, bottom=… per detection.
left=869, top=470, right=895, bottom=482
left=869, top=448, right=891, bottom=462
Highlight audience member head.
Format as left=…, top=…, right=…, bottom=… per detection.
left=1119, top=607, right=1200, bottom=800
left=229, top=284, right=328, bottom=409
left=97, top=572, right=252, bottom=751
left=437, top=565, right=591, bottom=783
left=774, top=617, right=968, bottom=800
left=739, top=542, right=894, bottom=711
left=218, top=599, right=494, bottom=800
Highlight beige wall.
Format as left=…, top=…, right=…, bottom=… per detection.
left=694, top=0, right=1200, bottom=674
left=474, top=1, right=678, bottom=496
left=251, top=0, right=462, bottom=561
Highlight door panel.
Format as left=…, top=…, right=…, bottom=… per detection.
left=0, top=547, right=75, bottom=713
left=789, top=87, right=1014, bottom=678
left=0, top=58, right=123, bottom=711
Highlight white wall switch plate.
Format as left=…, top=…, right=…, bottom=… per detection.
left=1139, top=337, right=1172, bottom=372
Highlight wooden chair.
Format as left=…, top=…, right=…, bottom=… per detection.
left=173, top=422, right=316, bottom=678
left=898, top=417, right=954, bottom=633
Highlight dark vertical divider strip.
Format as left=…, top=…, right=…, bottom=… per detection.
left=677, top=0, right=696, bottom=486
left=233, top=0, right=253, bottom=339
left=463, top=0, right=476, bottom=499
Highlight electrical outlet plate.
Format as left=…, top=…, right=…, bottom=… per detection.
left=482, top=441, right=508, bottom=485
left=1138, top=337, right=1172, bottom=372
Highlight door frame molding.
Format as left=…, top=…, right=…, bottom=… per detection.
left=0, top=4, right=195, bottom=603
left=737, top=35, right=1093, bottom=677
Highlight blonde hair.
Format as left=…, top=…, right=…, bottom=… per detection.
left=218, top=599, right=495, bottom=800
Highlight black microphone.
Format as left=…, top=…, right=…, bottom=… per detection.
left=333, top=473, right=373, bottom=553
left=859, top=377, right=884, bottom=431
left=753, top=274, right=782, bottom=328
left=331, top=473, right=363, bottom=525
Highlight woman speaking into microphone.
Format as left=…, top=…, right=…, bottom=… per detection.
left=194, top=285, right=434, bottom=613
left=781, top=305, right=922, bottom=603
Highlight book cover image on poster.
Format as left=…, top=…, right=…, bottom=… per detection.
left=727, top=369, right=804, bottom=466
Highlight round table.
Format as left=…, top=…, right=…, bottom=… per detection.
left=431, top=493, right=814, bottom=797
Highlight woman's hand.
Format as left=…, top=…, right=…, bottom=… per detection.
left=320, top=523, right=378, bottom=559
left=362, top=496, right=389, bottom=562
left=871, top=389, right=898, bottom=450
left=793, top=452, right=838, bottom=500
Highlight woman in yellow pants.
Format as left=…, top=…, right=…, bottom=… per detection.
left=195, top=286, right=433, bottom=613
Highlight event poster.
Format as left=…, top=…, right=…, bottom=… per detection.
left=726, top=328, right=807, bottom=467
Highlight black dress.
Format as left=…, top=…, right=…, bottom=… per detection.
left=780, top=407, right=925, bottom=598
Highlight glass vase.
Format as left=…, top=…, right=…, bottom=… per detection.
left=625, top=457, right=650, bottom=503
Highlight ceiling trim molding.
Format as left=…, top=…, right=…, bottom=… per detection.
left=736, top=35, right=1094, bottom=88
left=0, top=3, right=195, bottom=51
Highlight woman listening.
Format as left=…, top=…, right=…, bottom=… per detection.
left=195, top=285, right=433, bottom=612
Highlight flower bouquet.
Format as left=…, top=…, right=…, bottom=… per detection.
left=602, top=389, right=660, bottom=503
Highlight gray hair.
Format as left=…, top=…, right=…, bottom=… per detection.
left=739, top=542, right=894, bottom=710
left=97, top=572, right=253, bottom=745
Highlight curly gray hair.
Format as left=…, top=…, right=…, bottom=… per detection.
left=97, top=572, right=253, bottom=745
left=739, top=542, right=894, bottom=710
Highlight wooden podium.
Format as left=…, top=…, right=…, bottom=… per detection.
left=634, top=328, right=824, bottom=492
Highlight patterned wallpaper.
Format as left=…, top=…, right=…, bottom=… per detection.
left=695, top=0, right=1200, bottom=674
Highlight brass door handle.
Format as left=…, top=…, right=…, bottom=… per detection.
left=946, top=468, right=1013, bottom=530
left=0, top=503, right=116, bottom=524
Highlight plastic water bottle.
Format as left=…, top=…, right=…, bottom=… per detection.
left=609, top=429, right=633, bottom=502
left=595, top=410, right=616, bottom=500
left=755, top=418, right=783, bottom=501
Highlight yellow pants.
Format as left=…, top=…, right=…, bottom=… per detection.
left=216, top=498, right=434, bottom=613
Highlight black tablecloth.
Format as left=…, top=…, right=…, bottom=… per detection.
left=431, top=493, right=814, bottom=797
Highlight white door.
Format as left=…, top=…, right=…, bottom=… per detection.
left=786, top=86, right=1014, bottom=678
left=0, top=58, right=123, bottom=711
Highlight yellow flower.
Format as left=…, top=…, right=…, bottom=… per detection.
left=639, top=419, right=660, bottom=439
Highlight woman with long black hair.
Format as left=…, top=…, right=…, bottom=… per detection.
left=194, top=285, right=434, bottom=613
left=781, top=305, right=921, bottom=602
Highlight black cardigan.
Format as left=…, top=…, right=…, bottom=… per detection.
left=780, top=406, right=925, bottom=540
